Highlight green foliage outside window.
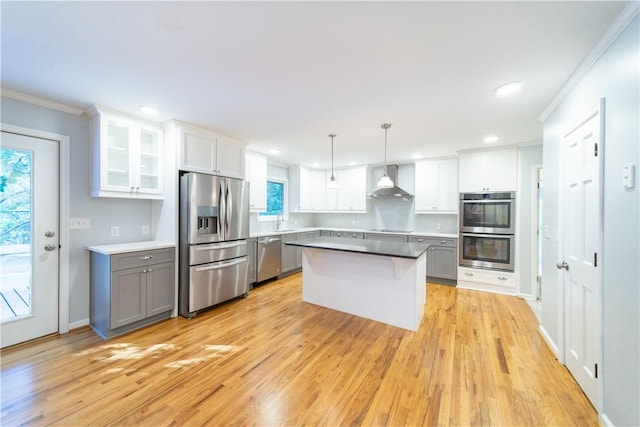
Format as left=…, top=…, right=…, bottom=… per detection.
left=0, top=148, right=32, bottom=245
left=259, top=180, right=284, bottom=216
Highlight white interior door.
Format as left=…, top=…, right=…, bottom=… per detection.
left=1, top=131, right=59, bottom=348
left=559, top=105, right=602, bottom=408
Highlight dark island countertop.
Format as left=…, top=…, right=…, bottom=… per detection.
left=285, top=237, right=430, bottom=259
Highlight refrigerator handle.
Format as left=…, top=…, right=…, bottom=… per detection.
left=218, top=180, right=225, bottom=239
left=226, top=182, right=232, bottom=237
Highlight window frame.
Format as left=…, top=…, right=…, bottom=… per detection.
left=257, top=176, right=288, bottom=222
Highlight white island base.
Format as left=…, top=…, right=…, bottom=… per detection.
left=300, top=248, right=427, bottom=331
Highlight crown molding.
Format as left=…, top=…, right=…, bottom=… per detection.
left=538, top=2, right=640, bottom=122
left=1, top=88, right=85, bottom=115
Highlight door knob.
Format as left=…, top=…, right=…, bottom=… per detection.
left=45, top=231, right=56, bottom=238
left=44, top=244, right=57, bottom=251
left=556, top=261, right=569, bottom=270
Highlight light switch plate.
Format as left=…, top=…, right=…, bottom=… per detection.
left=70, top=218, right=90, bottom=229
left=111, top=226, right=120, bottom=237
left=622, top=164, right=635, bottom=189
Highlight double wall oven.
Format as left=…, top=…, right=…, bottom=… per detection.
left=459, top=192, right=515, bottom=271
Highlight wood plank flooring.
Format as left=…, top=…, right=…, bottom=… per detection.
left=0, top=274, right=597, bottom=426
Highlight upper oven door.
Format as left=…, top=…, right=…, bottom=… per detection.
left=459, top=198, right=515, bottom=234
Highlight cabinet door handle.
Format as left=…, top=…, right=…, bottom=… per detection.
left=140, top=255, right=153, bottom=260
left=148, top=268, right=153, bottom=272
left=440, top=240, right=447, bottom=244
left=465, top=272, right=474, bottom=277
left=142, top=269, right=147, bottom=273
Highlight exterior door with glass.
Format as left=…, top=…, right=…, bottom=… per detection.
left=1, top=131, right=59, bottom=348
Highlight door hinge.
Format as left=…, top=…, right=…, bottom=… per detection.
left=595, top=363, right=598, bottom=379
left=594, top=252, right=597, bottom=267
left=594, top=142, right=598, bottom=157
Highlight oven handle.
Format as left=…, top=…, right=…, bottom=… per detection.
left=194, top=241, right=247, bottom=251
left=194, top=257, right=247, bottom=272
left=460, top=233, right=514, bottom=239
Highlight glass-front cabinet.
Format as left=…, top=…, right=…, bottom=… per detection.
left=89, top=106, right=163, bottom=199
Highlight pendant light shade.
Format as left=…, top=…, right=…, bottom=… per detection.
left=326, top=134, right=339, bottom=189
left=377, top=123, right=394, bottom=188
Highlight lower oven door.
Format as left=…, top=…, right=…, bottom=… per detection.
left=459, top=233, right=515, bottom=271
left=188, top=256, right=249, bottom=313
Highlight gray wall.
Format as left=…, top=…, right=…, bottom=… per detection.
left=1, top=96, right=155, bottom=326
left=540, top=15, right=639, bottom=426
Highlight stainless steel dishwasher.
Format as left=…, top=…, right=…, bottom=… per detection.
left=257, top=236, right=282, bottom=282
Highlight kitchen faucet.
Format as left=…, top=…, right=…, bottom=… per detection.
left=275, top=213, right=282, bottom=231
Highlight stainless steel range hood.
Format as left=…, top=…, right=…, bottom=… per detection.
left=367, top=164, right=413, bottom=199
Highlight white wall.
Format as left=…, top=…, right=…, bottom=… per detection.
left=540, top=14, right=639, bottom=426
left=1, top=96, right=155, bottom=326
left=517, top=145, right=543, bottom=298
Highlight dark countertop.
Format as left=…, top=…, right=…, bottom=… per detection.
left=285, top=237, right=429, bottom=260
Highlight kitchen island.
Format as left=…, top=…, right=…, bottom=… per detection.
left=285, top=237, right=429, bottom=331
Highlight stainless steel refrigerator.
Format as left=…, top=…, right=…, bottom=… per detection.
left=179, top=172, right=250, bottom=317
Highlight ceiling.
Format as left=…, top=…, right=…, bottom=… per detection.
left=1, top=1, right=628, bottom=168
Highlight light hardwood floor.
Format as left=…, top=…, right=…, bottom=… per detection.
left=1, top=274, right=597, bottom=426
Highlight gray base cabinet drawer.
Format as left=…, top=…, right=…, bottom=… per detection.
left=90, top=247, right=175, bottom=339
left=111, top=248, right=175, bottom=271
left=409, top=236, right=458, bottom=284
left=332, top=231, right=364, bottom=239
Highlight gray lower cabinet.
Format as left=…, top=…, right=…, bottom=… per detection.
left=319, top=230, right=331, bottom=237
left=364, top=233, right=408, bottom=242
left=409, top=236, right=457, bottom=285
left=331, top=231, right=364, bottom=239
left=90, top=247, right=175, bottom=338
left=295, top=232, right=310, bottom=268
left=280, top=231, right=319, bottom=274
left=281, top=233, right=297, bottom=274
left=247, top=238, right=257, bottom=286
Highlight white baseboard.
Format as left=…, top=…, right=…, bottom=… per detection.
left=518, top=292, right=535, bottom=300
left=69, top=319, right=90, bottom=330
left=538, top=324, right=559, bottom=357
left=599, top=413, right=614, bottom=427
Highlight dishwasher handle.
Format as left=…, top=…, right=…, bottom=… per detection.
left=259, top=237, right=282, bottom=245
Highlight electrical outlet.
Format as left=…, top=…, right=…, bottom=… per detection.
left=351, top=220, right=357, bottom=226
left=142, top=224, right=150, bottom=235
left=435, top=222, right=441, bottom=230
left=111, top=226, right=120, bottom=237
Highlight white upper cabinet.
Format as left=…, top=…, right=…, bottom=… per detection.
left=336, top=166, right=367, bottom=212
left=414, top=158, right=458, bottom=213
left=88, top=105, right=163, bottom=199
left=458, top=148, right=518, bottom=193
left=245, top=152, right=267, bottom=212
left=176, top=122, right=246, bottom=179
left=289, top=165, right=367, bottom=213
left=310, top=169, right=329, bottom=211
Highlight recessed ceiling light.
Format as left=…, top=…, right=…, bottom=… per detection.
left=270, top=149, right=280, bottom=155
left=412, top=154, right=422, bottom=160
left=139, top=105, right=159, bottom=116
left=312, top=162, right=319, bottom=168
left=494, top=81, right=524, bottom=97
left=483, top=135, right=499, bottom=143
left=349, top=161, right=357, bottom=166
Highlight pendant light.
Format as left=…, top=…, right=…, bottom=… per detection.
left=326, top=133, right=339, bottom=189
left=377, top=123, right=394, bottom=188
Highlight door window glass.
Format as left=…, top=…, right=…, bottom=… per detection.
left=0, top=147, right=32, bottom=321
